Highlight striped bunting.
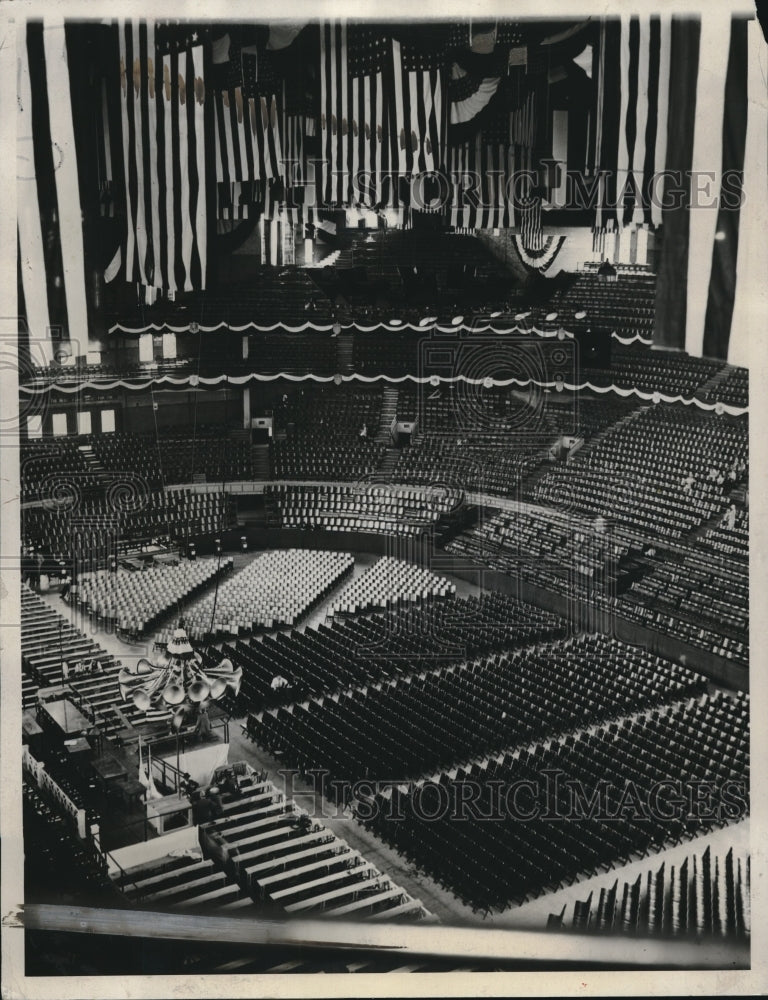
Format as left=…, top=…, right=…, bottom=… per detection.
left=17, top=20, right=89, bottom=362
left=117, top=20, right=208, bottom=296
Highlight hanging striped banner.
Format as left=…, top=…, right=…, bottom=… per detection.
left=213, top=89, right=282, bottom=186
left=446, top=137, right=516, bottom=230
left=655, top=14, right=762, bottom=365
left=117, top=20, right=208, bottom=296
left=96, top=78, right=116, bottom=218
left=594, top=14, right=671, bottom=231
left=392, top=39, right=445, bottom=177
left=318, top=22, right=446, bottom=209
left=17, top=20, right=89, bottom=362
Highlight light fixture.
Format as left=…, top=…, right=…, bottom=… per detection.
left=332, top=322, right=342, bottom=336
left=419, top=316, right=437, bottom=327
left=490, top=310, right=502, bottom=318
left=118, top=626, right=242, bottom=726
left=451, top=315, right=464, bottom=326
left=574, top=310, right=587, bottom=321
left=389, top=318, right=402, bottom=327
left=514, top=311, right=531, bottom=322
left=545, top=312, right=559, bottom=322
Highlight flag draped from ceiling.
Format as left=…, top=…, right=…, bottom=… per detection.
left=318, top=22, right=446, bottom=209
left=654, top=14, right=762, bottom=364
left=17, top=19, right=89, bottom=361
left=593, top=14, right=671, bottom=231
left=117, top=20, right=208, bottom=297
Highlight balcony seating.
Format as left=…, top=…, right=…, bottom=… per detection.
left=265, top=483, right=460, bottom=535
left=529, top=406, right=747, bottom=540
left=22, top=490, right=235, bottom=564
left=21, top=439, right=105, bottom=503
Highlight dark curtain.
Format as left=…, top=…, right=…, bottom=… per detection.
left=653, top=18, right=701, bottom=352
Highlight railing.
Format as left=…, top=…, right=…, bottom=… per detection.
left=149, top=752, right=187, bottom=797
left=90, top=823, right=145, bottom=896
left=23, top=746, right=88, bottom=839
left=137, top=740, right=187, bottom=796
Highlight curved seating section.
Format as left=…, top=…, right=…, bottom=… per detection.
left=22, top=490, right=234, bottom=563
left=529, top=407, right=748, bottom=540
left=229, top=593, right=567, bottom=709
left=394, top=434, right=544, bottom=495
left=21, top=439, right=104, bottom=503
left=89, top=433, right=257, bottom=488
left=271, top=389, right=386, bottom=480
left=265, top=483, right=459, bottom=535
left=329, top=556, right=455, bottom=617
left=108, top=269, right=335, bottom=332
left=392, top=391, right=642, bottom=497
left=274, top=386, right=383, bottom=435
left=272, top=437, right=386, bottom=481
left=584, top=345, right=722, bottom=397
left=554, top=268, right=657, bottom=343
left=77, top=558, right=234, bottom=636
left=249, top=634, right=708, bottom=785
left=194, top=774, right=431, bottom=922
left=360, top=691, right=749, bottom=911
left=447, top=507, right=645, bottom=599
left=547, top=844, right=750, bottom=939
left=697, top=365, right=748, bottom=408
left=619, top=512, right=748, bottom=665
left=164, top=549, right=354, bottom=643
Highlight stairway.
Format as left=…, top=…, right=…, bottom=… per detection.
left=376, top=387, right=399, bottom=443
left=576, top=404, right=651, bottom=457
left=77, top=444, right=112, bottom=487
left=377, top=448, right=401, bottom=480
left=251, top=444, right=271, bottom=480
left=337, top=333, right=354, bottom=374
left=695, top=362, right=736, bottom=404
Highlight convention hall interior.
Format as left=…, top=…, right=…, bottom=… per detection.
left=10, top=10, right=760, bottom=976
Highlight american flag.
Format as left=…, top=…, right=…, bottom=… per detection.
left=318, top=21, right=447, bottom=208
left=117, top=20, right=207, bottom=296
left=393, top=37, right=446, bottom=176
left=213, top=43, right=283, bottom=189
left=18, top=19, right=89, bottom=362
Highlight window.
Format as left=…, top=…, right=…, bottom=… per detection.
left=51, top=413, right=68, bottom=437
left=138, top=333, right=153, bottom=363
left=101, top=409, right=116, bottom=433
left=77, top=411, right=92, bottom=435
left=26, top=415, right=43, bottom=439
left=162, top=333, right=177, bottom=359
